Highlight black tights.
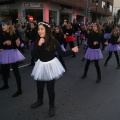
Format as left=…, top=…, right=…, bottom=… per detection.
left=1, top=62, right=21, bottom=90
left=105, top=51, right=120, bottom=66
left=36, top=80, right=55, bottom=107
left=83, top=59, right=101, bottom=78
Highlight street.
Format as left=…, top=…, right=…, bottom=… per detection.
left=0, top=45, right=120, bottom=120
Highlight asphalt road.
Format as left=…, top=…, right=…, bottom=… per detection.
left=0, top=44, right=120, bottom=120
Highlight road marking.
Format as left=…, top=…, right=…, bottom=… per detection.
left=10, top=63, right=31, bottom=71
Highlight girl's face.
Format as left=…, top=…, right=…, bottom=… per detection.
left=92, top=24, right=98, bottom=32
left=38, top=25, right=45, bottom=38
left=2, top=24, right=9, bottom=32
left=30, top=23, right=35, bottom=29
left=114, top=30, right=118, bottom=35
left=55, top=27, right=60, bottom=33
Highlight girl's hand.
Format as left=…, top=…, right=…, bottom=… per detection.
left=117, top=38, right=120, bottom=42
left=66, top=33, right=69, bottom=35
left=3, top=40, right=11, bottom=45
left=38, top=38, right=45, bottom=46
left=93, top=41, right=98, bottom=45
left=0, top=49, right=3, bottom=52
left=104, top=41, right=108, bottom=45
left=16, top=38, right=20, bottom=46
left=72, top=46, right=79, bottom=52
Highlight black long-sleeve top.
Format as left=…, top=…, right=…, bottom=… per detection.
left=0, top=32, right=18, bottom=49
left=108, top=35, right=119, bottom=45
left=53, top=33, right=64, bottom=45
left=72, top=23, right=79, bottom=33
left=87, top=31, right=101, bottom=49
left=65, top=29, right=73, bottom=36
left=29, top=28, right=37, bottom=43
left=104, top=26, right=112, bottom=33
left=32, top=39, right=73, bottom=62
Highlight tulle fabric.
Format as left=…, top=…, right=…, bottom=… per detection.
left=31, top=58, right=65, bottom=81
left=29, top=42, right=35, bottom=51
left=66, top=36, right=76, bottom=42
left=0, top=49, right=25, bottom=64
left=73, top=31, right=81, bottom=37
left=84, top=48, right=103, bottom=60
left=104, top=33, right=111, bottom=39
left=105, top=43, right=120, bottom=51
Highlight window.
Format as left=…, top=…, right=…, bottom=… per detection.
left=109, top=5, right=112, bottom=12
left=102, top=1, right=106, bottom=9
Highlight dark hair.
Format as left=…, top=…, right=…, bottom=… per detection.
left=37, top=21, right=57, bottom=51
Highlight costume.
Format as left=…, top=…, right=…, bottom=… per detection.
left=0, top=32, right=25, bottom=97
left=82, top=31, right=103, bottom=83
left=31, top=38, right=73, bottom=109
left=104, top=35, right=120, bottom=68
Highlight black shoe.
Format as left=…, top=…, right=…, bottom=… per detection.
left=82, top=58, right=85, bottom=61
left=104, top=63, right=107, bottom=66
left=49, top=107, right=55, bottom=117
left=31, top=100, right=43, bottom=109
left=72, top=55, right=76, bottom=58
left=96, top=78, right=101, bottom=83
left=81, top=74, right=87, bottom=79
left=0, top=85, right=9, bottom=90
left=12, top=90, right=22, bottom=97
left=116, top=66, right=120, bottom=69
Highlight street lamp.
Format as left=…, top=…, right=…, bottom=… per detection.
left=95, top=0, right=99, bottom=21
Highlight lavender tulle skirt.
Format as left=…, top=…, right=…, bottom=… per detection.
left=84, top=48, right=103, bottom=60
left=105, top=43, right=120, bottom=51
left=0, top=49, right=25, bottom=64
left=84, top=39, right=88, bottom=46
left=73, top=31, right=81, bottom=37
left=55, top=44, right=66, bottom=55
left=29, top=42, right=35, bottom=51
left=104, top=33, right=111, bottom=39
left=31, top=58, right=65, bottom=81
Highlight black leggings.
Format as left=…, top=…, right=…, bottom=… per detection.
left=1, top=62, right=21, bottom=90
left=83, top=59, right=101, bottom=77
left=36, top=80, right=55, bottom=107
left=105, top=51, right=120, bottom=66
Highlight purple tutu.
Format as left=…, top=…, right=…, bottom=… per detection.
left=0, top=49, right=25, bottom=64
left=84, top=48, right=103, bottom=60
left=104, top=33, right=111, bottom=39
left=105, top=43, right=120, bottom=51
left=55, top=44, right=66, bottom=55
left=84, top=39, right=88, bottom=46
left=30, top=42, right=35, bottom=51
left=73, top=31, right=81, bottom=37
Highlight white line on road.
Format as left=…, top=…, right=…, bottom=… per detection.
left=10, top=63, right=31, bottom=71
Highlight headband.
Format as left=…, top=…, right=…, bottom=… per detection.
left=1, top=22, right=9, bottom=25
left=38, top=22, right=50, bottom=27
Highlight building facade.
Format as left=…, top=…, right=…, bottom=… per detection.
left=0, top=0, right=113, bottom=25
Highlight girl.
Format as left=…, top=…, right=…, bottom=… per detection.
left=81, top=23, right=103, bottom=83
left=53, top=26, right=67, bottom=71
left=30, top=21, right=78, bottom=117
left=0, top=20, right=25, bottom=97
left=104, top=28, right=120, bottom=69
left=28, top=22, right=38, bottom=66
left=81, top=25, right=93, bottom=61
left=64, top=24, right=76, bottom=57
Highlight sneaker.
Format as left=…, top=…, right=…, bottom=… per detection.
left=12, top=90, right=22, bottom=97
left=31, top=100, right=43, bottom=109
left=116, top=66, right=120, bottom=69
left=49, top=107, right=55, bottom=117
left=104, top=63, right=107, bottom=66
left=0, top=85, right=9, bottom=90
left=81, top=74, right=87, bottom=79
left=96, top=78, right=101, bottom=83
